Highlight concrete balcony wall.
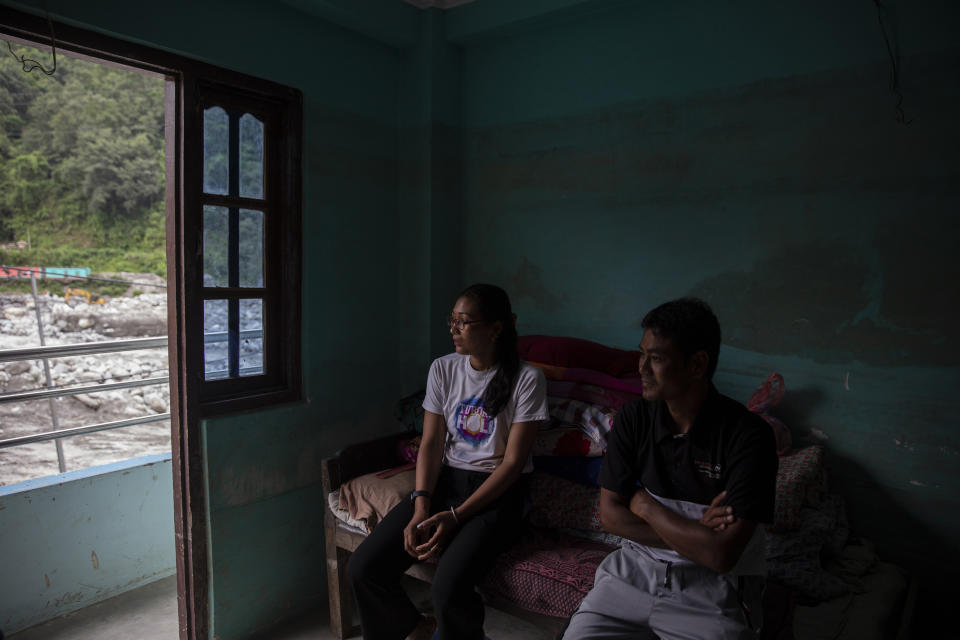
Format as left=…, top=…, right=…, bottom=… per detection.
left=0, top=453, right=175, bottom=635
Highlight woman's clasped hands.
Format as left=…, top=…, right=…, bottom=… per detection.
left=404, top=507, right=460, bottom=561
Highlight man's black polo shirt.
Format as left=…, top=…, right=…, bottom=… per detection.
left=600, top=386, right=778, bottom=525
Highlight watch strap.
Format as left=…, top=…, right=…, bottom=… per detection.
left=410, top=490, right=431, bottom=503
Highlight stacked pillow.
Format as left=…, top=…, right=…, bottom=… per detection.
left=519, top=335, right=642, bottom=488
left=765, top=446, right=855, bottom=601
left=518, top=335, right=641, bottom=377
left=745, top=373, right=793, bottom=456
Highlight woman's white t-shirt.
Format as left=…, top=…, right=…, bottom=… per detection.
left=421, top=353, right=549, bottom=473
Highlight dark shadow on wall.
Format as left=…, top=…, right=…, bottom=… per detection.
left=765, top=386, right=954, bottom=635
left=821, top=450, right=956, bottom=638
left=690, top=239, right=960, bottom=369
left=772, top=385, right=826, bottom=450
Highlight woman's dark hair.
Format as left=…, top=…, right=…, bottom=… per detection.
left=459, top=283, right=520, bottom=418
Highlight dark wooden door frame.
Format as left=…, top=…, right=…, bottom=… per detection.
left=0, top=9, right=298, bottom=638
left=168, top=67, right=209, bottom=640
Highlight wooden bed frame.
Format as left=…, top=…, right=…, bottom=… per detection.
left=320, top=431, right=567, bottom=639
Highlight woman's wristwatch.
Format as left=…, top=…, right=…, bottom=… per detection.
left=409, top=490, right=431, bottom=504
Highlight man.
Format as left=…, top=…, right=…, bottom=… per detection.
left=563, top=298, right=778, bottom=639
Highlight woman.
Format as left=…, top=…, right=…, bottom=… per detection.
left=347, top=284, right=549, bottom=640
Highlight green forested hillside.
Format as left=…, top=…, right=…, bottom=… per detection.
left=0, top=41, right=166, bottom=276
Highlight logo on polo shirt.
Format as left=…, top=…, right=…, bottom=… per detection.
left=694, top=460, right=722, bottom=480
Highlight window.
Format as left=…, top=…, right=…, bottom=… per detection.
left=188, top=81, right=302, bottom=413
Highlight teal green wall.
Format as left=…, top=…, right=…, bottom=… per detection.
left=393, top=9, right=468, bottom=362
left=448, top=0, right=960, bottom=630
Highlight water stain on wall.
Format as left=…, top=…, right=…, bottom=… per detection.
left=469, top=51, right=960, bottom=213
left=509, top=257, right=564, bottom=312
left=875, top=221, right=960, bottom=352
left=217, top=464, right=290, bottom=508
left=690, top=240, right=957, bottom=366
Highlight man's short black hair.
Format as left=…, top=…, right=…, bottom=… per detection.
left=641, top=297, right=721, bottom=380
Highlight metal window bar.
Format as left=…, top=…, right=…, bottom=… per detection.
left=30, top=274, right=65, bottom=471
left=228, top=109, right=241, bottom=378
left=0, top=330, right=260, bottom=362
left=0, top=413, right=172, bottom=450
left=0, top=376, right=168, bottom=405
left=0, top=337, right=169, bottom=363
left=0, top=336, right=263, bottom=453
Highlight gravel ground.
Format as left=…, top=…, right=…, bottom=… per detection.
left=0, top=282, right=172, bottom=486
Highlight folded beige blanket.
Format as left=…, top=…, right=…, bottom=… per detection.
left=337, top=468, right=416, bottom=532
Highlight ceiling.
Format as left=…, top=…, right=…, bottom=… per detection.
left=403, top=0, right=478, bottom=8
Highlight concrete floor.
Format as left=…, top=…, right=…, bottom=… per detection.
left=8, top=575, right=180, bottom=640
left=8, top=574, right=554, bottom=640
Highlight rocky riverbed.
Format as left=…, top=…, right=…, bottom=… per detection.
left=0, top=284, right=171, bottom=486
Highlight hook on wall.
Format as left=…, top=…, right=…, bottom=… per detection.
left=5, top=0, right=57, bottom=76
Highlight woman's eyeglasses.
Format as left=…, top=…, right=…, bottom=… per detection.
left=445, top=315, right=483, bottom=331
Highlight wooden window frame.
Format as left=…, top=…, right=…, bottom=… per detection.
left=0, top=8, right=303, bottom=640
left=192, top=83, right=302, bottom=413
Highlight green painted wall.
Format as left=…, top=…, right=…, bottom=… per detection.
left=449, top=0, right=960, bottom=631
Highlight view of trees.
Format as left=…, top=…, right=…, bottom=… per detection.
left=0, top=41, right=166, bottom=275
left=1, top=41, right=268, bottom=286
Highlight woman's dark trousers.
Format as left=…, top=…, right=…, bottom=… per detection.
left=346, top=466, right=526, bottom=640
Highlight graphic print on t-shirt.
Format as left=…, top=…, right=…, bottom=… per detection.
left=454, top=396, right=495, bottom=446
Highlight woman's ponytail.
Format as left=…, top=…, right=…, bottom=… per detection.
left=483, top=317, right=519, bottom=417
left=457, top=284, right=521, bottom=418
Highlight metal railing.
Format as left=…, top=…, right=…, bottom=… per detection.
left=0, top=337, right=172, bottom=456
left=0, top=332, right=260, bottom=453
left=0, top=413, right=172, bottom=450
left=0, top=337, right=168, bottom=362
left=0, top=272, right=171, bottom=471
left=0, top=375, right=169, bottom=405
left=0, top=272, right=264, bottom=471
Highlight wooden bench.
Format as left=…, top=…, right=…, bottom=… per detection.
left=321, top=432, right=573, bottom=639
